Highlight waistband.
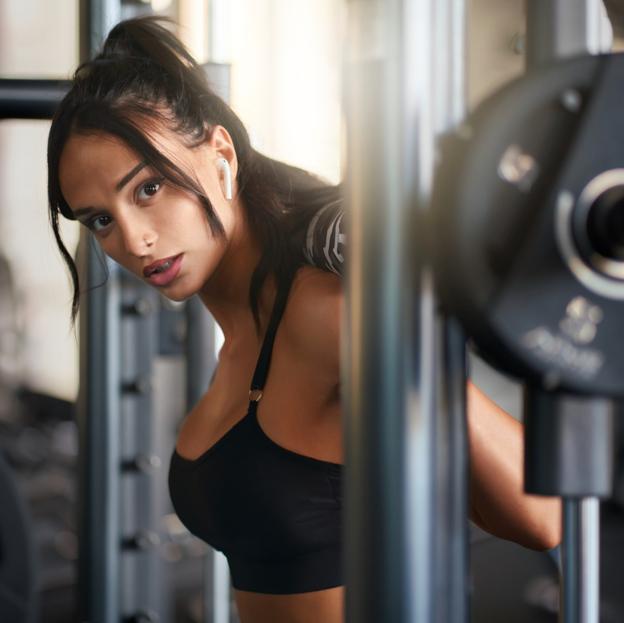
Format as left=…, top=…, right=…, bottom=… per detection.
left=227, top=546, right=342, bottom=594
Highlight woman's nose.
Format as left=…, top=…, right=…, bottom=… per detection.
left=119, top=215, right=158, bottom=257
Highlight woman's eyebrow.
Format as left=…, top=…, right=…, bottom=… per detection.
left=116, top=161, right=147, bottom=192
left=71, top=161, right=149, bottom=219
left=73, top=206, right=94, bottom=219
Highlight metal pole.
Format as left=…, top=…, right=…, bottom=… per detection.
left=77, top=243, right=123, bottom=623
left=212, top=551, right=230, bottom=623
left=580, top=499, right=601, bottom=623
left=526, top=0, right=612, bottom=70
left=432, top=3, right=469, bottom=622
left=77, top=3, right=122, bottom=623
left=344, top=1, right=467, bottom=621
left=80, top=0, right=121, bottom=63
left=344, top=1, right=422, bottom=619
left=560, top=499, right=600, bottom=623
left=524, top=5, right=610, bottom=623
left=0, top=79, right=69, bottom=119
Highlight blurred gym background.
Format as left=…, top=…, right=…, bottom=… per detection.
left=0, top=1, right=622, bottom=621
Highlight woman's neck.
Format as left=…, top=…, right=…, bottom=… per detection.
left=197, top=209, right=277, bottom=344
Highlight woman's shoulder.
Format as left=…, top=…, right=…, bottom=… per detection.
left=287, top=265, right=343, bottom=324
left=290, top=265, right=342, bottom=298
left=280, top=266, right=343, bottom=369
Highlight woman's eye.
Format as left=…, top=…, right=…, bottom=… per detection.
left=137, top=179, right=162, bottom=201
left=88, top=215, right=112, bottom=233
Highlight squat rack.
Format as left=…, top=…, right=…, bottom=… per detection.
left=344, top=1, right=611, bottom=623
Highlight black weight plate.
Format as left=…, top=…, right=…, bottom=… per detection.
left=433, top=53, right=624, bottom=396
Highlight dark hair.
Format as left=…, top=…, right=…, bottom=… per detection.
left=47, top=16, right=341, bottom=329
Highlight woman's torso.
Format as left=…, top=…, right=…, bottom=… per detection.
left=172, top=268, right=344, bottom=623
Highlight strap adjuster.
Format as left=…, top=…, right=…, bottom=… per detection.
left=249, top=389, right=263, bottom=403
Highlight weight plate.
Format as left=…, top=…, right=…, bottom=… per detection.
left=433, top=53, right=624, bottom=396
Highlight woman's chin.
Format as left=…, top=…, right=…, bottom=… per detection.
left=161, top=288, right=194, bottom=303
left=164, top=294, right=193, bottom=303
left=152, top=281, right=197, bottom=303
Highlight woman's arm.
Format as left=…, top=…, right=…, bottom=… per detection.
left=287, top=269, right=560, bottom=550
left=467, top=381, right=561, bottom=550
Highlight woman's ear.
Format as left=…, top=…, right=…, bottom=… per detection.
left=206, top=125, right=238, bottom=200
left=206, top=125, right=237, bottom=171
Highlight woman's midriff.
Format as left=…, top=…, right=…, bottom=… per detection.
left=233, top=586, right=344, bottom=623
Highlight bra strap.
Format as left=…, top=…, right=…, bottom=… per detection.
left=248, top=278, right=294, bottom=401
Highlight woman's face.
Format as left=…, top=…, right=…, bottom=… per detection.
left=58, top=126, right=236, bottom=301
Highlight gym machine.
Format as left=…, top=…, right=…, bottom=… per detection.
left=1, top=1, right=621, bottom=622
left=344, top=1, right=618, bottom=623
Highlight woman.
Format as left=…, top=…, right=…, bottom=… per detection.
left=48, top=17, right=560, bottom=623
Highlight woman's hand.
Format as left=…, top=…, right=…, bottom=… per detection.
left=467, top=381, right=562, bottom=550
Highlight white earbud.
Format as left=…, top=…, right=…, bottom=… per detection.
left=216, top=158, right=232, bottom=200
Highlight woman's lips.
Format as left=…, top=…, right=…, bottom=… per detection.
left=144, top=254, right=183, bottom=287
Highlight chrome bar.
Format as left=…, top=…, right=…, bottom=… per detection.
left=431, top=2, right=469, bottom=621
left=213, top=551, right=230, bottom=623
left=344, top=0, right=424, bottom=619
left=560, top=499, right=600, bottom=623
left=526, top=0, right=612, bottom=69
left=525, top=5, right=610, bottom=623
left=77, top=2, right=122, bottom=622
left=0, top=79, right=69, bottom=119
left=77, top=247, right=123, bottom=623
left=581, top=499, right=600, bottom=623
left=344, top=0, right=467, bottom=621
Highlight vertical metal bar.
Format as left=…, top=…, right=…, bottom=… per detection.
left=585, top=0, right=613, bottom=53
left=560, top=499, right=600, bottom=623
left=524, top=6, right=608, bottom=623
left=77, top=245, right=122, bottom=623
left=432, top=3, right=469, bottom=622
left=560, top=500, right=581, bottom=623
left=80, top=0, right=121, bottom=62
left=432, top=0, right=467, bottom=133
left=77, top=3, right=122, bottom=623
left=344, top=1, right=420, bottom=619
left=581, top=499, right=600, bottom=623
left=526, top=0, right=612, bottom=70
left=212, top=551, right=230, bottom=623
left=344, top=1, right=467, bottom=621
left=408, top=5, right=469, bottom=620
left=120, top=282, right=163, bottom=619
left=436, top=317, right=469, bottom=623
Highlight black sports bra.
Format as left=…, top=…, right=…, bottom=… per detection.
left=168, top=279, right=343, bottom=594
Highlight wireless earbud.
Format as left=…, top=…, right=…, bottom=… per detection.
left=216, top=158, right=232, bottom=200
